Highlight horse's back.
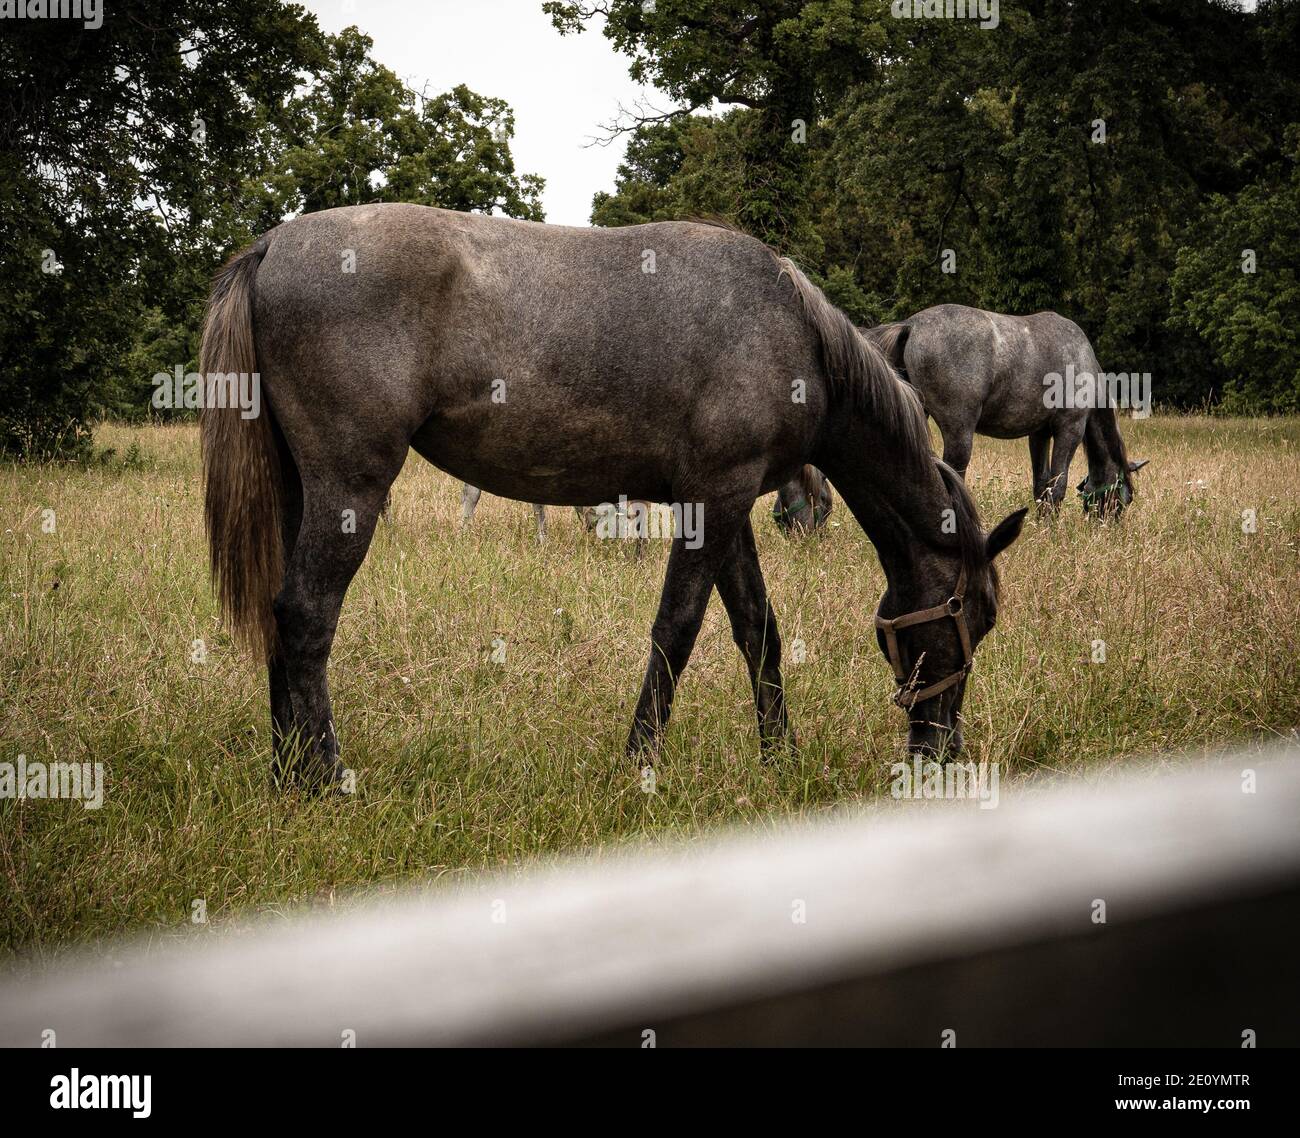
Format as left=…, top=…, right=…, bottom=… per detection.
left=904, top=304, right=1095, bottom=438
left=255, top=204, right=810, bottom=390
left=903, top=305, right=1003, bottom=418
left=249, top=204, right=824, bottom=505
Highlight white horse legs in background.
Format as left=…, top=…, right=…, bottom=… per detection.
left=460, top=483, right=547, bottom=541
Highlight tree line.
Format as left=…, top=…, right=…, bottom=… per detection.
left=558, top=0, right=1299, bottom=413
left=0, top=3, right=542, bottom=457
left=2, top=1, right=1297, bottom=458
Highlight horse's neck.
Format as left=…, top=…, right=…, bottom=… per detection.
left=1084, top=406, right=1124, bottom=481
left=819, top=422, right=958, bottom=593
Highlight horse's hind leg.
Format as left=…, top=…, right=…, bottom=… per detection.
left=269, top=427, right=303, bottom=786
left=460, top=483, right=482, bottom=530
left=626, top=491, right=752, bottom=761
left=715, top=518, right=792, bottom=755
left=273, top=466, right=401, bottom=788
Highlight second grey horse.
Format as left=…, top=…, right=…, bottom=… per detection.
left=866, top=305, right=1147, bottom=515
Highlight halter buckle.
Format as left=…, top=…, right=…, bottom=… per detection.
left=878, top=568, right=973, bottom=709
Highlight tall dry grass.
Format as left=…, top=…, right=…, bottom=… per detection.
left=1, top=417, right=1297, bottom=958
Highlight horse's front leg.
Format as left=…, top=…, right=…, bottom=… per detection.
left=715, top=518, right=794, bottom=756
left=626, top=494, right=749, bottom=761
left=1028, top=427, right=1052, bottom=509
left=940, top=430, right=973, bottom=479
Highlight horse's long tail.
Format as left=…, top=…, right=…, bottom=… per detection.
left=199, top=236, right=282, bottom=658
left=799, top=464, right=822, bottom=507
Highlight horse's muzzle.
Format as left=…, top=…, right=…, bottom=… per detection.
left=908, top=719, right=963, bottom=759
left=906, top=682, right=965, bottom=758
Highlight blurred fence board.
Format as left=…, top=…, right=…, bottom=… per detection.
left=2, top=745, right=1298, bottom=1046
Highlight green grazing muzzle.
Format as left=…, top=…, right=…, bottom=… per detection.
left=773, top=496, right=829, bottom=529
left=1077, top=474, right=1130, bottom=512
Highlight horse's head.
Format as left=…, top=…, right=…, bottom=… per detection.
left=875, top=501, right=1028, bottom=758
left=772, top=466, right=832, bottom=534
left=1078, top=458, right=1149, bottom=517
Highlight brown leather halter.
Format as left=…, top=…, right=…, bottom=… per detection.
left=874, top=568, right=973, bottom=710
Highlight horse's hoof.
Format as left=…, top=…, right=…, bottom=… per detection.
left=759, top=729, right=799, bottom=763
left=271, top=754, right=349, bottom=797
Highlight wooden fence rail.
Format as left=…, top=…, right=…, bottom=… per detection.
left=2, top=744, right=1298, bottom=1046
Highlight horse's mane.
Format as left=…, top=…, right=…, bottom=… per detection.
left=859, top=322, right=992, bottom=586
left=776, top=262, right=932, bottom=475
left=684, top=219, right=985, bottom=575
left=683, top=218, right=932, bottom=476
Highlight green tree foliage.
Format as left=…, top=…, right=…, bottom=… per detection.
left=1171, top=126, right=1300, bottom=413
left=546, top=0, right=894, bottom=261
left=590, top=114, right=745, bottom=226
left=277, top=28, right=544, bottom=219
left=0, top=1, right=322, bottom=457
left=584, top=0, right=1300, bottom=411
left=0, top=8, right=543, bottom=457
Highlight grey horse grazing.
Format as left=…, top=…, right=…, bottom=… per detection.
left=200, top=206, right=1027, bottom=788
left=772, top=465, right=833, bottom=534
left=460, top=483, right=548, bottom=539
left=865, top=305, right=1147, bottom=515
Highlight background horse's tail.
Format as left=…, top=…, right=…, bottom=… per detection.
left=863, top=321, right=911, bottom=385
left=199, top=237, right=282, bottom=658
left=799, top=464, right=822, bottom=506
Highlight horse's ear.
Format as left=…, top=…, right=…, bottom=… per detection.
left=1128, top=459, right=1149, bottom=473
left=986, top=507, right=1029, bottom=561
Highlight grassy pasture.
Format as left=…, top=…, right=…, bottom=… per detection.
left=1, top=417, right=1298, bottom=959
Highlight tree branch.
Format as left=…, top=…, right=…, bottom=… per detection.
left=929, top=164, right=965, bottom=266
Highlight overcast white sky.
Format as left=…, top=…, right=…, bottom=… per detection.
left=301, top=0, right=1263, bottom=222
left=305, top=0, right=667, bottom=226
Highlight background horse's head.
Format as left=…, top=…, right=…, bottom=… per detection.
left=772, top=465, right=833, bottom=534
left=1080, top=407, right=1149, bottom=517
left=1077, top=460, right=1149, bottom=516
left=874, top=464, right=1028, bottom=758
